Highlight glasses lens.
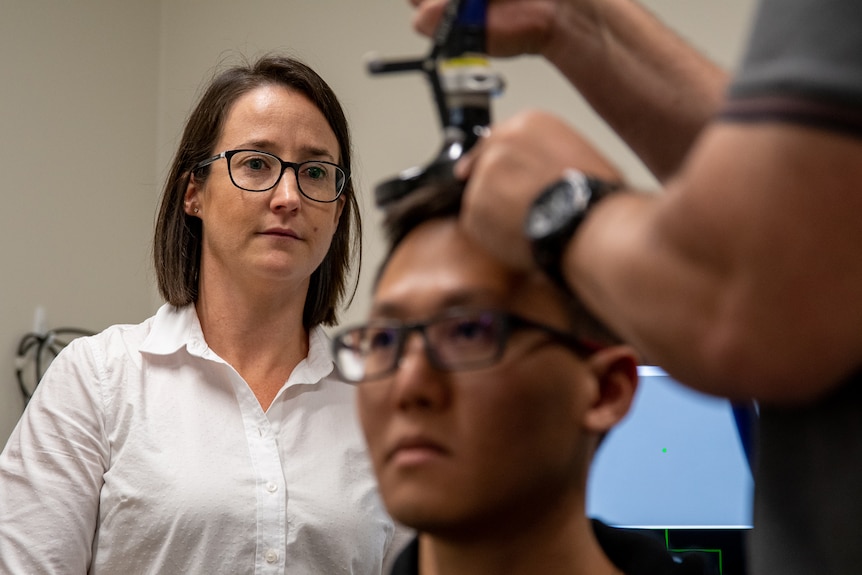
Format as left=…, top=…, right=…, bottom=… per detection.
left=427, top=311, right=504, bottom=370
left=297, top=161, right=345, bottom=201
left=334, top=324, right=401, bottom=382
left=228, top=151, right=282, bottom=191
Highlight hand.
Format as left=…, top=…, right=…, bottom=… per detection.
left=408, top=0, right=567, bottom=58
left=454, top=109, right=622, bottom=272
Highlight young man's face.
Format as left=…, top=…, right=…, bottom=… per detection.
left=357, top=218, right=629, bottom=537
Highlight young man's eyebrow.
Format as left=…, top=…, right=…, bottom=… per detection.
left=370, top=289, right=506, bottom=318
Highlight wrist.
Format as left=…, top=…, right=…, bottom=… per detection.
left=524, top=168, right=622, bottom=291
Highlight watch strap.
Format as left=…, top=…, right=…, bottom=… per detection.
left=529, top=170, right=621, bottom=291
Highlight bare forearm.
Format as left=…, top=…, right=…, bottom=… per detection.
left=566, top=122, right=862, bottom=403
left=545, top=0, right=728, bottom=181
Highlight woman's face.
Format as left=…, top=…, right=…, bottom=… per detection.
left=185, top=84, right=345, bottom=296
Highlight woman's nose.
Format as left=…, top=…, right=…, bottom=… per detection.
left=270, top=168, right=303, bottom=210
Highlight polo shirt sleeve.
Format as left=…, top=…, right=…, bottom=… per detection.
left=724, top=0, right=862, bottom=135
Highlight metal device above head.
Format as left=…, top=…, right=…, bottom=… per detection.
left=367, top=0, right=504, bottom=207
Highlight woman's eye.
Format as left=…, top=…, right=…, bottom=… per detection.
left=234, top=153, right=276, bottom=174
left=304, top=164, right=327, bottom=181
left=243, top=155, right=276, bottom=171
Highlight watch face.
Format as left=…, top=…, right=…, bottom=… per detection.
left=528, top=176, right=590, bottom=237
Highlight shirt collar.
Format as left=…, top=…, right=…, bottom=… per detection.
left=304, top=324, right=336, bottom=376
left=140, top=303, right=336, bottom=383
left=140, top=303, right=200, bottom=355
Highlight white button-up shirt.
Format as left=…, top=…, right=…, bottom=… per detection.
left=0, top=304, right=409, bottom=574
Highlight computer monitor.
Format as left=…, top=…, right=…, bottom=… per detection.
left=587, top=366, right=755, bottom=574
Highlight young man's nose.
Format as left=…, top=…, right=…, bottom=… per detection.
left=392, top=333, right=450, bottom=411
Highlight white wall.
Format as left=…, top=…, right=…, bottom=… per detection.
left=1, top=1, right=755, bottom=446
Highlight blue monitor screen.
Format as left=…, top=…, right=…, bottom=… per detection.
left=586, top=366, right=754, bottom=530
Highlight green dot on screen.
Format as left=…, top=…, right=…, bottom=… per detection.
left=662, top=448, right=667, bottom=453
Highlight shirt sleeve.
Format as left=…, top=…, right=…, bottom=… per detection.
left=724, top=0, right=862, bottom=135
left=0, top=337, right=108, bottom=574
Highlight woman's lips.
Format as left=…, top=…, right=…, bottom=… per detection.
left=262, top=227, right=300, bottom=239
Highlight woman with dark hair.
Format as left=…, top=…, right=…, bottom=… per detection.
left=0, top=54, right=409, bottom=574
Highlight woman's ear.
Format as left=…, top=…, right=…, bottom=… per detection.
left=332, top=194, right=346, bottom=226
left=582, top=346, right=639, bottom=435
left=184, top=172, right=201, bottom=216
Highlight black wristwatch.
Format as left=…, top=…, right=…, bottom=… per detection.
left=524, top=169, right=621, bottom=289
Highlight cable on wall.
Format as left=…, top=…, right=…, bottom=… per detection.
left=15, top=327, right=95, bottom=407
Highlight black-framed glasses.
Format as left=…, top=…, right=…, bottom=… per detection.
left=331, top=308, right=602, bottom=383
left=193, top=149, right=348, bottom=203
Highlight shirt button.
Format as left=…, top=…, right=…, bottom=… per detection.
left=265, top=549, right=279, bottom=563
left=266, top=482, right=278, bottom=493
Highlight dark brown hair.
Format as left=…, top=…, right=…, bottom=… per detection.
left=379, top=182, right=621, bottom=348
left=153, top=54, right=360, bottom=328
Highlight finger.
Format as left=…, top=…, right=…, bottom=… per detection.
left=453, top=126, right=491, bottom=180
left=454, top=144, right=479, bottom=180
left=454, top=154, right=472, bottom=181
left=412, top=0, right=448, bottom=37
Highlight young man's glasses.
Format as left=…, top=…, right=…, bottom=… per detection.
left=331, top=309, right=601, bottom=383
left=193, top=149, right=348, bottom=203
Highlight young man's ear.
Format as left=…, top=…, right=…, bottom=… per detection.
left=583, top=346, right=639, bottom=434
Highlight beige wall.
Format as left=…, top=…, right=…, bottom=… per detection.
left=0, top=1, right=160, bottom=442
left=1, top=1, right=755, bottom=445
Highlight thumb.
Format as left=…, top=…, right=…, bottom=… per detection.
left=453, top=150, right=476, bottom=181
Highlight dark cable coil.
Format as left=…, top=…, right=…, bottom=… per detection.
left=15, top=327, right=95, bottom=406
